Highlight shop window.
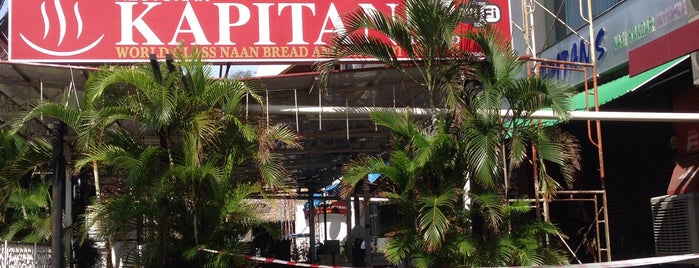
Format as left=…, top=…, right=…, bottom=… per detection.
left=542, top=0, right=623, bottom=48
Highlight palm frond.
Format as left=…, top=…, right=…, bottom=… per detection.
left=456, top=235, right=478, bottom=259
left=507, top=134, right=528, bottom=168
left=176, top=47, right=214, bottom=97
left=3, top=219, right=29, bottom=240
left=88, top=194, right=149, bottom=239
left=383, top=229, right=421, bottom=265
left=27, top=214, right=52, bottom=243
left=255, top=154, right=290, bottom=190
left=341, top=157, right=375, bottom=196
left=11, top=101, right=83, bottom=134
left=370, top=111, right=416, bottom=138
left=549, top=128, right=582, bottom=187
left=222, top=184, right=264, bottom=226
left=405, top=0, right=465, bottom=59
left=503, top=199, right=532, bottom=218
left=508, top=77, right=574, bottom=119
left=324, top=9, right=403, bottom=65
left=169, top=162, right=222, bottom=186
left=7, top=182, right=50, bottom=211
left=469, top=191, right=504, bottom=230
left=464, top=116, right=502, bottom=188
left=85, top=66, right=162, bottom=107
left=417, top=188, right=459, bottom=252
left=8, top=138, right=52, bottom=177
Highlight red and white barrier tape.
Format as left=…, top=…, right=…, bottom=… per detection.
left=199, top=247, right=358, bottom=268
left=538, top=253, right=699, bottom=268
left=202, top=246, right=699, bottom=268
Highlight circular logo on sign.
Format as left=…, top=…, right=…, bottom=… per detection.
left=19, top=0, right=104, bottom=57
left=483, top=4, right=502, bottom=23
left=462, top=1, right=502, bottom=26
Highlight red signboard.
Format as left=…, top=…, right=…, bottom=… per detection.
left=304, top=201, right=348, bottom=218
left=629, top=19, right=699, bottom=77
left=9, top=0, right=510, bottom=63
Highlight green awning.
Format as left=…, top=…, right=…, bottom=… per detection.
left=537, top=55, right=689, bottom=126
left=569, top=55, right=689, bottom=111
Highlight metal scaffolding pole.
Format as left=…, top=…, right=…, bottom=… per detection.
left=517, top=0, right=613, bottom=262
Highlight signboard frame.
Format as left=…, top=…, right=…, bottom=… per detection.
left=9, top=0, right=511, bottom=63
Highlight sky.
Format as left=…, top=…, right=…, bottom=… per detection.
left=255, top=65, right=290, bottom=76
left=212, top=64, right=290, bottom=78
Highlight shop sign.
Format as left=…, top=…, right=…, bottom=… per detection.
left=540, top=28, right=606, bottom=80
left=9, top=0, right=511, bottom=63
left=536, top=0, right=688, bottom=85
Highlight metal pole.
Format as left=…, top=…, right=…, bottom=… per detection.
left=249, top=105, right=699, bottom=122
left=266, top=90, right=270, bottom=126
left=64, top=167, right=72, bottom=267
left=34, top=243, right=38, bottom=268
left=51, top=120, right=67, bottom=268
left=594, top=196, right=602, bottom=261
left=308, top=192, right=316, bottom=263
left=345, top=195, right=353, bottom=264
left=585, top=0, right=612, bottom=260
left=363, top=177, right=372, bottom=266
left=521, top=0, right=531, bottom=57
left=318, top=88, right=323, bottom=130
left=294, top=89, right=299, bottom=132
left=528, top=0, right=537, bottom=60
left=4, top=240, right=7, bottom=268
left=346, top=100, right=350, bottom=140
left=352, top=194, right=361, bottom=266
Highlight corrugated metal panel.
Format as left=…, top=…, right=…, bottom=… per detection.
left=604, top=122, right=674, bottom=219
left=602, top=120, right=675, bottom=259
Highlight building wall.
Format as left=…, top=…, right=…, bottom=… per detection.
left=508, top=0, right=698, bottom=260
left=600, top=82, right=678, bottom=259
left=511, top=0, right=689, bottom=84
left=555, top=72, right=684, bottom=260
left=674, top=84, right=699, bottom=155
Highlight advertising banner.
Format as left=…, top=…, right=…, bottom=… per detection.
left=9, top=0, right=510, bottom=63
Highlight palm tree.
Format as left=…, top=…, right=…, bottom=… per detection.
left=10, top=87, right=134, bottom=203
left=318, top=0, right=578, bottom=266
left=456, top=30, right=578, bottom=197
left=3, top=181, right=53, bottom=243
left=0, top=129, right=54, bottom=243
left=10, top=48, right=300, bottom=267
left=317, top=0, right=474, bottom=110
left=318, top=1, right=477, bottom=262
left=342, top=112, right=468, bottom=266
left=74, top=48, right=300, bottom=267
left=9, top=87, right=135, bottom=268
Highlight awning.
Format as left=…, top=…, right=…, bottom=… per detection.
left=537, top=55, right=690, bottom=126
left=569, top=54, right=689, bottom=111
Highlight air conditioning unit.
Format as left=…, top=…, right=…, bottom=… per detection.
left=650, top=192, right=699, bottom=255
